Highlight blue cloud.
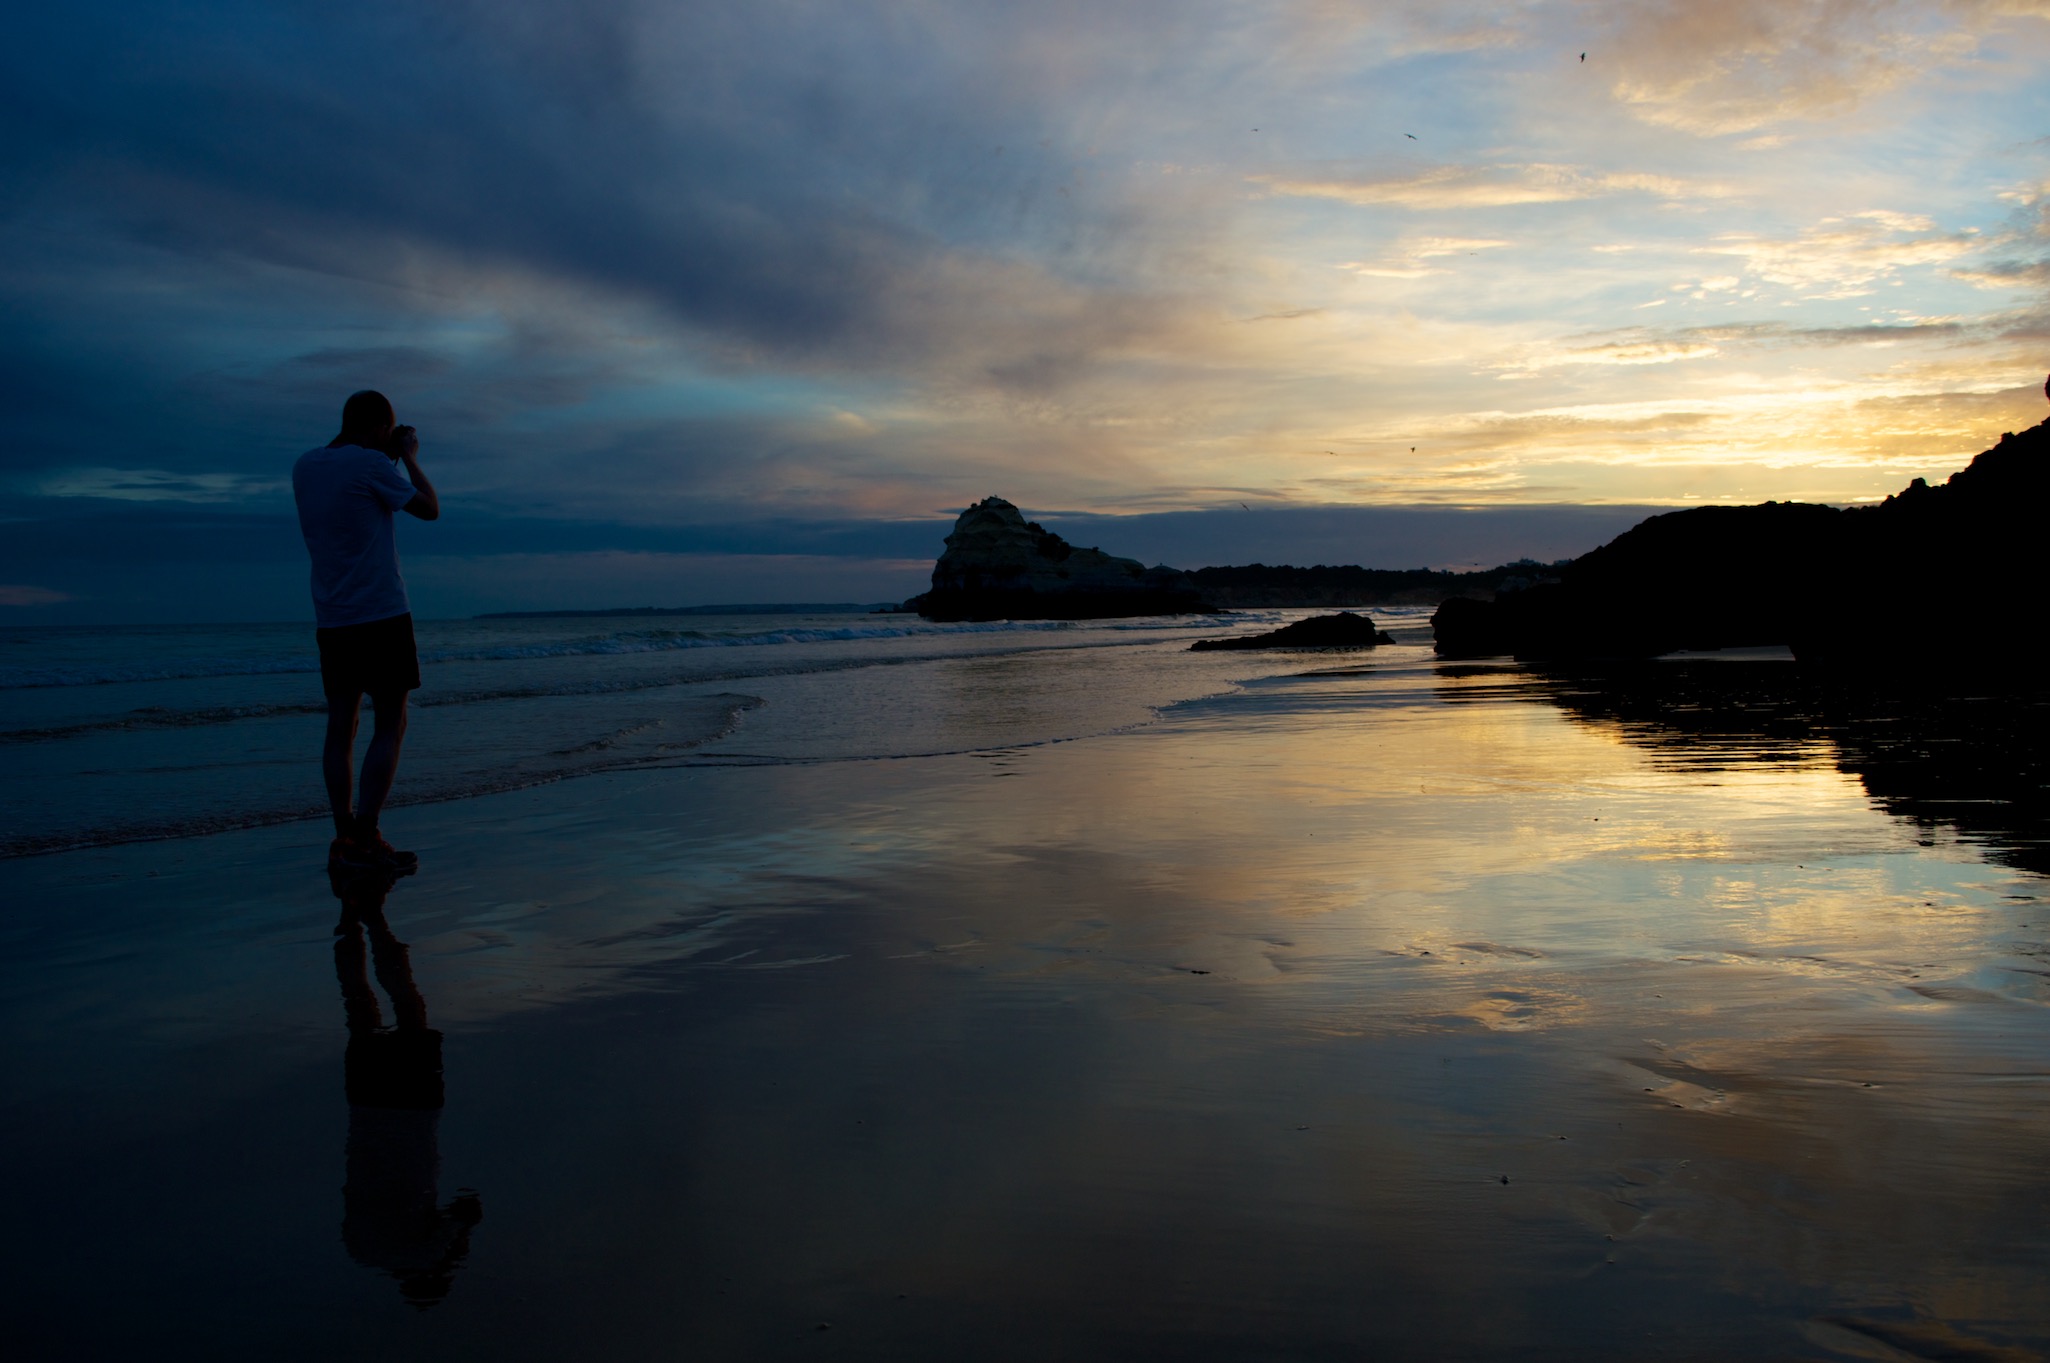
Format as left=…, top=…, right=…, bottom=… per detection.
left=5, top=0, right=2044, bottom=621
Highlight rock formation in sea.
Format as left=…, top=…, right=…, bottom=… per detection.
left=1189, top=612, right=1395, bottom=651
left=905, top=496, right=1214, bottom=621
left=904, top=500, right=1572, bottom=620
left=1432, top=413, right=2050, bottom=671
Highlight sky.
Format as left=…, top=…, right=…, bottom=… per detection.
left=5, top=0, right=2050, bottom=621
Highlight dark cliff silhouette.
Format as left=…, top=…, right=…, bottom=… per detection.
left=332, top=868, right=482, bottom=1309
left=1432, top=502, right=1843, bottom=659
left=1799, top=418, right=2050, bottom=671
left=1433, top=413, right=2050, bottom=672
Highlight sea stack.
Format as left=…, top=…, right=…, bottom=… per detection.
left=906, top=496, right=1213, bottom=621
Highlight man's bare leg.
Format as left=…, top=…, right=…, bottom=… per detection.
left=355, top=689, right=409, bottom=837
left=324, top=691, right=363, bottom=839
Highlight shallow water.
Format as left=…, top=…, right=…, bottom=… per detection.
left=2, top=640, right=2046, bottom=1359
left=0, top=608, right=1325, bottom=855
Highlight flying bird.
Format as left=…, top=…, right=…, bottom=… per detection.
left=1404, top=133, right=1417, bottom=139
left=1241, top=502, right=1251, bottom=511
left=1580, top=52, right=1586, bottom=62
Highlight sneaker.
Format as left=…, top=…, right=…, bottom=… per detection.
left=341, top=830, right=419, bottom=873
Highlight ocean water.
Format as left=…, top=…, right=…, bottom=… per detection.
left=0, top=606, right=1436, bottom=857
left=4, top=605, right=2050, bottom=1357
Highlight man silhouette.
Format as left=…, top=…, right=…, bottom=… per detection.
left=293, top=391, right=440, bottom=871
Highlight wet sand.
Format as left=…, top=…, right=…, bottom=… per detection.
left=3, top=660, right=2047, bottom=1359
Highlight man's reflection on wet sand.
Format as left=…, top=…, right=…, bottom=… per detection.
left=330, top=868, right=481, bottom=1309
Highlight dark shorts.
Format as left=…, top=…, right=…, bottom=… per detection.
left=317, top=612, right=420, bottom=701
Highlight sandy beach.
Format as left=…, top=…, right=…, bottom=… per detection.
left=5, top=642, right=2046, bottom=1360
left=18, top=0, right=2050, bottom=1353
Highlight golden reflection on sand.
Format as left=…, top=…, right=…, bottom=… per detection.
left=10, top=651, right=2045, bottom=1354
left=138, top=651, right=2019, bottom=1350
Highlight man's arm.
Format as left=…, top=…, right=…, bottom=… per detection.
left=391, top=426, right=439, bottom=521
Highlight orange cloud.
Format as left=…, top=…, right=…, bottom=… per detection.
left=1258, top=163, right=1705, bottom=209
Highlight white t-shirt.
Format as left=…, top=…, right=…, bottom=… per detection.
left=292, top=445, right=418, bottom=629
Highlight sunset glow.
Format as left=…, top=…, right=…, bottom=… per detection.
left=6, top=0, right=2050, bottom=613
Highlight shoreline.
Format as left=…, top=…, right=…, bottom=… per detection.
left=5, top=658, right=2047, bottom=1357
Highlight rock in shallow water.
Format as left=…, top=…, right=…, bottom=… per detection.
left=1189, top=612, right=1394, bottom=651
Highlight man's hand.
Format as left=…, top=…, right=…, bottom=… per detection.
left=393, top=428, right=438, bottom=520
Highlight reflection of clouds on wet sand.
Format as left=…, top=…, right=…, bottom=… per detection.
left=774, top=662, right=2049, bottom=1338
left=5, top=650, right=2046, bottom=1354
left=386, top=661, right=2032, bottom=1353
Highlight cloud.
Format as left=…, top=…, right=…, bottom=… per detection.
left=1590, top=0, right=1996, bottom=136
left=1950, top=188, right=2050, bottom=288
left=1689, top=212, right=1984, bottom=297
left=1342, top=237, right=1513, bottom=278
left=2, top=0, right=2048, bottom=595
left=1258, top=164, right=1704, bottom=209
left=2, top=0, right=1242, bottom=400
left=1995, top=179, right=2050, bottom=208
left=1504, top=315, right=1978, bottom=373
left=0, top=585, right=71, bottom=606
left=1551, top=340, right=1723, bottom=367
left=35, top=469, right=290, bottom=503
left=1951, top=259, right=2050, bottom=289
